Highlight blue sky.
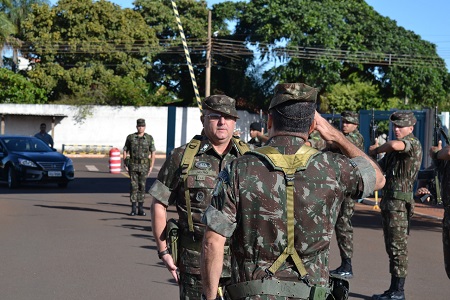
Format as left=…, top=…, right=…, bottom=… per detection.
left=52, top=0, right=450, bottom=70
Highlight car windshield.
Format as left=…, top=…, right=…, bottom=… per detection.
left=3, top=137, right=52, bottom=152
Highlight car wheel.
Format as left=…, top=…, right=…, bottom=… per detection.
left=8, top=167, right=20, bottom=189
left=58, top=182, right=68, bottom=188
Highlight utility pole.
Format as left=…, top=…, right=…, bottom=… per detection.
left=205, top=10, right=212, bottom=97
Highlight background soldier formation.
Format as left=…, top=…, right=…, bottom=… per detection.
left=145, top=84, right=447, bottom=300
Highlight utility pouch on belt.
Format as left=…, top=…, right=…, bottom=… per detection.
left=166, top=218, right=179, bottom=265
left=327, top=275, right=349, bottom=300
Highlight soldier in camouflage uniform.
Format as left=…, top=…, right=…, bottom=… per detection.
left=369, top=111, right=423, bottom=300
left=149, top=95, right=250, bottom=300
left=201, top=83, right=385, bottom=300
left=330, top=111, right=365, bottom=279
left=416, top=141, right=450, bottom=280
left=123, top=118, right=156, bottom=216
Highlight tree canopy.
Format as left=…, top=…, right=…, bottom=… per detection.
left=214, top=0, right=448, bottom=110
left=0, top=0, right=448, bottom=112
left=20, top=0, right=163, bottom=105
left=0, top=67, right=47, bottom=103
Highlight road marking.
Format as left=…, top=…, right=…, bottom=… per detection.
left=86, top=165, right=99, bottom=172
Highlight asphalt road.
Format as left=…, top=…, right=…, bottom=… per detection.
left=0, top=157, right=449, bottom=300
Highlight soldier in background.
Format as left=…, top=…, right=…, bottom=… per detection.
left=201, top=83, right=385, bottom=299
left=369, top=111, right=423, bottom=300
left=416, top=140, right=450, bottom=279
left=330, top=111, right=364, bottom=279
left=247, top=122, right=268, bottom=147
left=123, top=118, right=156, bottom=216
left=149, top=95, right=250, bottom=300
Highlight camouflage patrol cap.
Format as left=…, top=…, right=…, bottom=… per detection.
left=390, top=111, right=416, bottom=127
left=269, top=83, right=317, bottom=110
left=136, top=118, right=146, bottom=126
left=202, top=95, right=239, bottom=118
left=341, top=111, right=359, bottom=125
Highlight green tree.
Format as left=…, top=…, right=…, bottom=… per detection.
left=137, top=0, right=213, bottom=106
left=20, top=0, right=161, bottom=105
left=0, top=67, right=47, bottom=103
left=214, top=0, right=448, bottom=110
left=0, top=0, right=49, bottom=70
left=0, top=0, right=16, bottom=67
left=322, top=73, right=404, bottom=112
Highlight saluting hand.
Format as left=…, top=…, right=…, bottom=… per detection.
left=368, top=139, right=379, bottom=156
left=314, top=111, right=341, bottom=142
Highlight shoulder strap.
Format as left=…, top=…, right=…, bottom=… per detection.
left=180, top=136, right=202, bottom=233
left=247, top=145, right=318, bottom=280
left=180, top=136, right=249, bottom=233
left=232, top=136, right=250, bottom=155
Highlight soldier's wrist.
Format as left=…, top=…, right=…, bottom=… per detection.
left=201, top=294, right=215, bottom=300
left=158, top=248, right=170, bottom=259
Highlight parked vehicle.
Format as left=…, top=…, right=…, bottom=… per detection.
left=0, top=136, right=75, bottom=188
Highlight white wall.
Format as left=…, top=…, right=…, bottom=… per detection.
left=0, top=104, right=262, bottom=154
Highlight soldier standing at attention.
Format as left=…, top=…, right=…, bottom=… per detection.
left=149, top=95, right=250, bottom=300
left=123, top=118, right=156, bottom=216
left=369, top=111, right=423, bottom=300
left=201, top=83, right=385, bottom=300
left=416, top=141, right=450, bottom=280
left=330, top=111, right=364, bottom=279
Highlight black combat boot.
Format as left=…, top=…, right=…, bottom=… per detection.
left=130, top=202, right=137, bottom=216
left=372, top=276, right=405, bottom=300
left=137, top=202, right=146, bottom=216
left=330, top=257, right=353, bottom=279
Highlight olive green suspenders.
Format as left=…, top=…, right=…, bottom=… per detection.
left=249, top=145, right=318, bottom=279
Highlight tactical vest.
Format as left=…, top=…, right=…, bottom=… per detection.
left=226, top=145, right=330, bottom=300
left=180, top=135, right=250, bottom=233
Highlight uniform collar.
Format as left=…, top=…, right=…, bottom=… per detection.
left=197, top=135, right=238, bottom=156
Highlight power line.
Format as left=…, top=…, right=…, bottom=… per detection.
left=17, top=38, right=447, bottom=69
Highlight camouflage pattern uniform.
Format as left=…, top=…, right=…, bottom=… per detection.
left=334, top=112, right=364, bottom=274
left=123, top=131, right=155, bottom=203
left=377, top=112, right=422, bottom=279
left=203, top=135, right=376, bottom=295
left=149, top=136, right=248, bottom=299
left=202, top=84, right=377, bottom=299
left=149, top=95, right=250, bottom=300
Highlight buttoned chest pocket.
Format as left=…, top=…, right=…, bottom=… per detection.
left=186, top=169, right=217, bottom=205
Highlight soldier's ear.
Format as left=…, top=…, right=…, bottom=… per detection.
left=267, top=114, right=273, bottom=130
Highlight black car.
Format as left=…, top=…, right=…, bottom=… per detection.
left=0, top=135, right=75, bottom=188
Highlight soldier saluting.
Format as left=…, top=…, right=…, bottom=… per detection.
left=369, top=111, right=423, bottom=300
